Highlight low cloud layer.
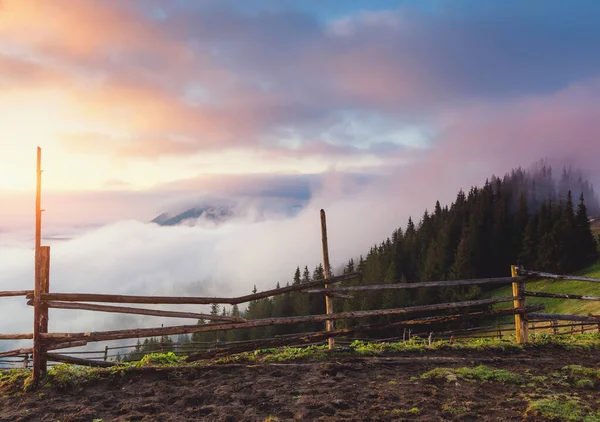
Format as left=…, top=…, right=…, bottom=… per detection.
left=0, top=178, right=413, bottom=353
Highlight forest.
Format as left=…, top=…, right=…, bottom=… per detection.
left=121, top=164, right=600, bottom=361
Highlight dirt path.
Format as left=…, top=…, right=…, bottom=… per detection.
left=2, top=347, right=599, bottom=421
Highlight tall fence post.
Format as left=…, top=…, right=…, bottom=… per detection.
left=33, top=147, right=43, bottom=385
left=511, top=265, right=528, bottom=344
left=320, top=209, right=334, bottom=350
left=39, top=246, right=50, bottom=373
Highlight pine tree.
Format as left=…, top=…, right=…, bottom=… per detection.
left=344, top=258, right=355, bottom=274
left=293, top=267, right=301, bottom=285
left=575, top=193, right=598, bottom=267
left=563, top=191, right=577, bottom=271
left=313, top=264, right=324, bottom=280
left=450, top=228, right=475, bottom=280
left=302, top=266, right=311, bottom=283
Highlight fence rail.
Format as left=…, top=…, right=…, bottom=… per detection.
left=25, top=272, right=360, bottom=306
left=0, top=290, right=33, bottom=298
left=28, top=300, right=247, bottom=322
left=517, top=269, right=600, bottom=284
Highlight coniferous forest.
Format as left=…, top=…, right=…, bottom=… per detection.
left=124, top=164, right=600, bottom=359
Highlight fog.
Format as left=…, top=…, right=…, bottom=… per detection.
left=0, top=177, right=413, bottom=354
left=1, top=152, right=599, bottom=357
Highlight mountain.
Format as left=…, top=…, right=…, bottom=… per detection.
left=151, top=206, right=234, bottom=227
left=150, top=197, right=307, bottom=227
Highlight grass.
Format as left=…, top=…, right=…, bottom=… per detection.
left=0, top=369, right=32, bottom=395
left=442, top=402, right=472, bottom=416
left=420, top=365, right=523, bottom=384
left=2, top=335, right=600, bottom=393
left=419, top=363, right=600, bottom=392
left=492, top=260, right=600, bottom=316
left=526, top=394, right=600, bottom=421
left=390, top=407, right=420, bottom=416
left=138, top=352, right=183, bottom=366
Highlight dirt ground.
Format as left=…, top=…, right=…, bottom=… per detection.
left=1, top=347, right=600, bottom=421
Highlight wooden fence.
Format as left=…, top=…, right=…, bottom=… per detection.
left=3, top=148, right=600, bottom=385
left=0, top=266, right=600, bottom=376
left=6, top=256, right=600, bottom=383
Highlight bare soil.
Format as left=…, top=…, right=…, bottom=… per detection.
left=1, top=347, right=599, bottom=421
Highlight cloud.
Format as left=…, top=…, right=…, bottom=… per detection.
left=4, top=0, right=600, bottom=165
left=424, top=77, right=600, bottom=189
left=0, top=175, right=414, bottom=353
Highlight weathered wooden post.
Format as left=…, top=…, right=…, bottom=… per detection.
left=511, top=265, right=528, bottom=344
left=33, top=147, right=43, bottom=385
left=39, top=246, right=50, bottom=373
left=104, top=345, right=109, bottom=362
left=320, top=209, right=334, bottom=350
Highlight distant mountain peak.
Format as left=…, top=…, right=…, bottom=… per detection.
left=151, top=206, right=234, bottom=227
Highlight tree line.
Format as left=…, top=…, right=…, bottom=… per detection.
left=124, top=164, right=600, bottom=358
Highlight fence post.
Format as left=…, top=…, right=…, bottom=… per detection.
left=511, top=265, right=528, bottom=344
left=39, top=246, right=50, bottom=373
left=104, top=345, right=109, bottom=362
left=33, top=147, right=43, bottom=385
left=320, top=209, right=334, bottom=350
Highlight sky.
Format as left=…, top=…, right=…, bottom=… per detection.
left=2, top=0, right=600, bottom=354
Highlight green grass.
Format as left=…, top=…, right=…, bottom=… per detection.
left=390, top=407, right=420, bottom=416
left=3, top=336, right=600, bottom=393
left=420, top=365, right=523, bottom=384
left=0, top=369, right=32, bottom=395
left=526, top=394, right=600, bottom=421
left=138, top=352, right=184, bottom=366
left=492, top=260, right=600, bottom=316
left=441, top=402, right=472, bottom=416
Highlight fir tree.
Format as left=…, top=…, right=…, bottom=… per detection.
left=293, top=267, right=301, bottom=285
left=575, top=193, right=598, bottom=267
left=302, top=266, right=311, bottom=283
left=344, top=258, right=355, bottom=274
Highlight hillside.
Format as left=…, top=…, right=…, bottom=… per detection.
left=125, top=163, right=600, bottom=357
left=492, top=259, right=600, bottom=316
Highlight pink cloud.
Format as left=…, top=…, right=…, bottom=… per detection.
left=0, top=1, right=187, bottom=64
left=2, top=0, right=600, bottom=173
left=384, top=77, right=600, bottom=207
